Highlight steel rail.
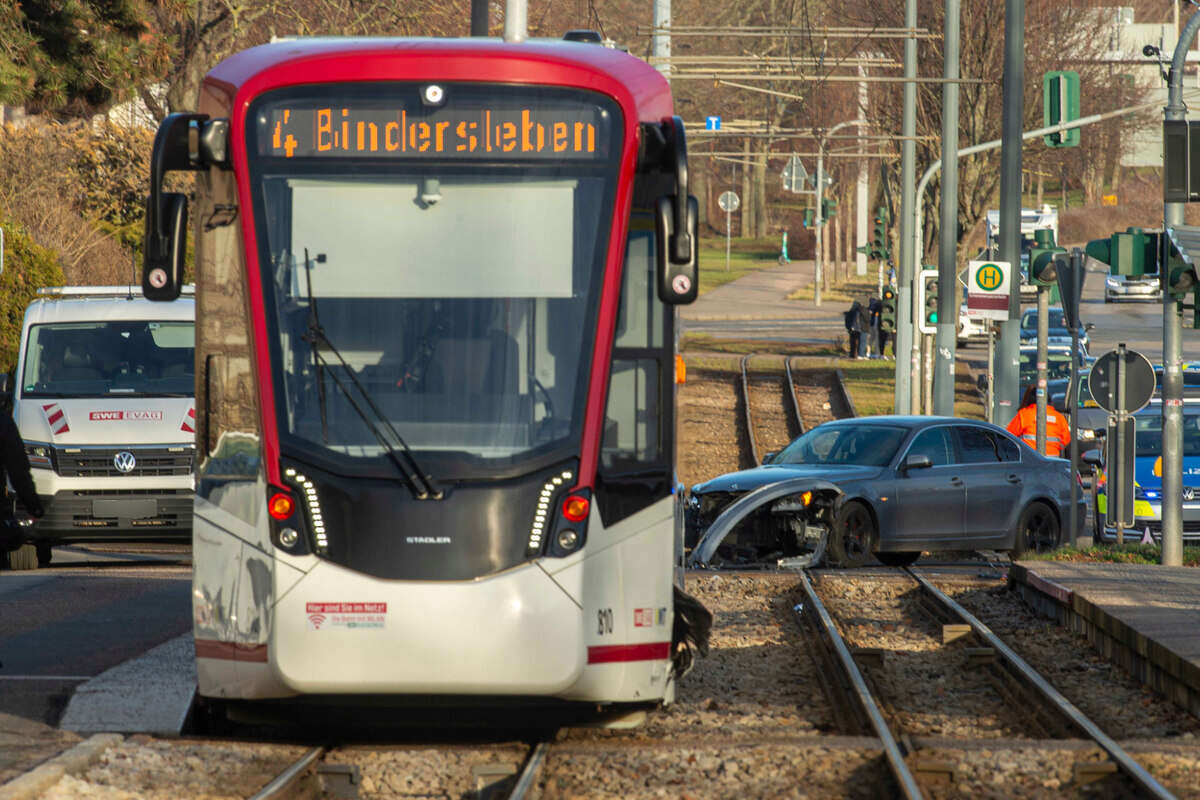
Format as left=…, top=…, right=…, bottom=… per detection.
left=832, top=369, right=858, bottom=419
left=908, top=569, right=1177, bottom=800
left=508, top=741, right=550, bottom=799
left=248, top=746, right=326, bottom=800
left=739, top=353, right=761, bottom=467
left=784, top=358, right=804, bottom=436
left=797, top=571, right=924, bottom=800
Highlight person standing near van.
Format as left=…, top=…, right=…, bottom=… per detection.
left=0, top=408, right=44, bottom=553
left=1007, top=384, right=1071, bottom=457
left=844, top=299, right=869, bottom=360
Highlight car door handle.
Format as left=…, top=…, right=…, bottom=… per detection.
left=950, top=477, right=964, bottom=486
left=1007, top=474, right=1022, bottom=484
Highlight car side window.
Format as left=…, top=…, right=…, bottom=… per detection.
left=954, top=425, right=1001, bottom=463
left=904, top=426, right=955, bottom=467
left=991, top=431, right=1021, bottom=462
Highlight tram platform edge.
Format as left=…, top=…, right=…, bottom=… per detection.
left=1009, top=560, right=1200, bottom=717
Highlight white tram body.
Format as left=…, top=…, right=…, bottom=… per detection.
left=146, top=36, right=702, bottom=709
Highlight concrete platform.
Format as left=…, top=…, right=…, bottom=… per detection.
left=1010, top=561, right=1200, bottom=717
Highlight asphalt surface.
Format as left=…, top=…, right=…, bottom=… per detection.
left=0, top=546, right=190, bottom=726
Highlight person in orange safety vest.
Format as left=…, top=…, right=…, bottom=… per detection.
left=1007, top=384, right=1071, bottom=457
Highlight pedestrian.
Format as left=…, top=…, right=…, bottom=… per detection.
left=867, top=296, right=883, bottom=359
left=1007, top=383, right=1071, bottom=457
left=843, top=299, right=869, bottom=359
left=0, top=408, right=44, bottom=557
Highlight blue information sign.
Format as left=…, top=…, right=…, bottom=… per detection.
left=705, top=116, right=721, bottom=131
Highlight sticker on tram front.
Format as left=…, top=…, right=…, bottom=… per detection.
left=306, top=602, right=387, bottom=630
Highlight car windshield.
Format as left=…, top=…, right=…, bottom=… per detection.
left=774, top=424, right=908, bottom=467
left=1135, top=412, right=1200, bottom=457
left=1020, top=352, right=1074, bottom=382
left=21, top=321, right=194, bottom=398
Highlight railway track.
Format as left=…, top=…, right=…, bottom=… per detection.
left=800, top=567, right=1179, bottom=799
left=738, top=355, right=853, bottom=468
left=249, top=740, right=550, bottom=799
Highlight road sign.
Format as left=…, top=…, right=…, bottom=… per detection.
left=781, top=156, right=809, bottom=194
left=965, top=260, right=1012, bottom=321
left=1089, top=347, right=1155, bottom=414
left=718, top=191, right=740, bottom=213
left=705, top=116, right=721, bottom=131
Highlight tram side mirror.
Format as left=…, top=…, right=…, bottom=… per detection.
left=655, top=115, right=698, bottom=305
left=142, top=112, right=211, bottom=301
left=1081, top=449, right=1103, bottom=467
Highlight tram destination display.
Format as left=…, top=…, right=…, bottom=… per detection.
left=259, top=88, right=614, bottom=160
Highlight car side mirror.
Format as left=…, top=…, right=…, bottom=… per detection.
left=1081, top=449, right=1103, bottom=467
left=1085, top=323, right=1095, bottom=332
left=762, top=451, right=778, bottom=465
left=902, top=453, right=933, bottom=472
left=1092, top=428, right=1107, bottom=439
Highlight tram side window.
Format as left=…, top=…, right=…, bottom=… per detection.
left=602, top=227, right=664, bottom=470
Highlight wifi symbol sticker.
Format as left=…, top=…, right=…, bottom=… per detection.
left=307, top=613, right=326, bottom=630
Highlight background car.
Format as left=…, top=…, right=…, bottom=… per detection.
left=686, top=416, right=1084, bottom=568
left=1104, top=273, right=1161, bottom=303
left=1047, top=369, right=1105, bottom=449
left=1019, top=307, right=1091, bottom=352
left=1019, top=344, right=1091, bottom=387
left=1091, top=402, right=1200, bottom=543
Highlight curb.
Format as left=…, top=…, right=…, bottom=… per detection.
left=0, top=734, right=123, bottom=800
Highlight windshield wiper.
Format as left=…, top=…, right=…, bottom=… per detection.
left=300, top=250, right=443, bottom=500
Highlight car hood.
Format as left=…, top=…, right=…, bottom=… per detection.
left=692, top=463, right=884, bottom=494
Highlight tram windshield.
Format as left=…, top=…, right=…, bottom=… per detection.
left=247, top=84, right=623, bottom=470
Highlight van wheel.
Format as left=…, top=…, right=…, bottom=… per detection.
left=7, top=544, right=38, bottom=570
left=36, top=544, right=52, bottom=567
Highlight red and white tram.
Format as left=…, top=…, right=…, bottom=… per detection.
left=141, top=35, right=704, bottom=717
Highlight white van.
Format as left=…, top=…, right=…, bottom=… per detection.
left=7, top=286, right=195, bottom=568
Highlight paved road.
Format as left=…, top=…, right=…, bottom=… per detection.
left=0, top=545, right=190, bottom=726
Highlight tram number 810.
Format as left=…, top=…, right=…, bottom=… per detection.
left=597, top=608, right=614, bottom=635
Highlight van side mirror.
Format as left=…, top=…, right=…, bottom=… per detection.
left=652, top=116, right=698, bottom=306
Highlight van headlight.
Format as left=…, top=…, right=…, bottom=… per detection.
left=24, top=443, right=52, bottom=469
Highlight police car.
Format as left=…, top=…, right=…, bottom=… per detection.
left=1092, top=401, right=1200, bottom=543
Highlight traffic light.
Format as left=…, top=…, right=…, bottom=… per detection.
left=879, top=286, right=897, bottom=334
left=803, top=208, right=814, bottom=228
left=1028, top=228, right=1066, bottom=286
left=822, top=197, right=837, bottom=220
left=1043, top=70, right=1080, bottom=148
left=871, top=206, right=890, bottom=260
left=1086, top=227, right=1160, bottom=277
left=916, top=268, right=938, bottom=334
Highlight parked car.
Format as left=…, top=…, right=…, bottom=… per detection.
left=1089, top=401, right=1200, bottom=543
left=1047, top=370, right=1106, bottom=449
left=1104, top=273, right=1161, bottom=303
left=686, top=416, right=1085, bottom=568
left=1019, top=307, right=1091, bottom=352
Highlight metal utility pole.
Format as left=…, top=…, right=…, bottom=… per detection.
left=1160, top=10, right=1200, bottom=566
left=1036, top=284, right=1049, bottom=453
left=856, top=65, right=870, bottom=278
left=470, top=0, right=488, bottom=35
left=1067, top=249, right=1083, bottom=546
left=653, top=0, right=670, bottom=78
left=993, top=0, right=1024, bottom=427
left=895, top=0, right=918, bottom=414
left=503, top=0, right=527, bottom=42
left=933, top=0, right=961, bottom=416
left=815, top=151, right=825, bottom=307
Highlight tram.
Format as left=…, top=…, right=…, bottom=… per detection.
left=141, top=35, right=706, bottom=715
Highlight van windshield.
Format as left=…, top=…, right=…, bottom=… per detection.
left=21, top=322, right=194, bottom=398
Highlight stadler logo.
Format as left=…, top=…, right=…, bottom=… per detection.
left=113, top=451, right=137, bottom=474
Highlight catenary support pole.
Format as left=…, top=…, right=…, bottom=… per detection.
left=470, top=0, right=488, bottom=35
left=503, top=0, right=527, bottom=42
left=894, top=0, right=917, bottom=414
left=994, top=0, right=1024, bottom=428
left=653, top=0, right=670, bottom=78
left=857, top=66, right=870, bottom=277
left=1160, top=10, right=1200, bottom=566
left=815, top=148, right=824, bottom=307
left=1068, top=249, right=1082, bottom=546
left=934, top=0, right=961, bottom=416
left=1036, top=286, right=1048, bottom=453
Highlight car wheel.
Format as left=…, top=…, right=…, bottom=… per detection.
left=36, top=544, right=52, bottom=567
left=829, top=501, right=875, bottom=568
left=1104, top=295, right=1112, bottom=304
left=7, top=543, right=38, bottom=571
left=1011, top=501, right=1060, bottom=559
left=875, top=551, right=920, bottom=567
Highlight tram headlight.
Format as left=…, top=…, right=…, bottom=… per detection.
left=557, top=529, right=580, bottom=551
left=278, top=527, right=299, bottom=548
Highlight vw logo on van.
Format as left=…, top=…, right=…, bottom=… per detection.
left=113, top=451, right=137, bottom=474
left=1184, top=486, right=1196, bottom=502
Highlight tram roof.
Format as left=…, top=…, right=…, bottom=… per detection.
left=202, top=38, right=673, bottom=123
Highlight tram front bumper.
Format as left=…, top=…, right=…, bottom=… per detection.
left=269, top=558, right=585, bottom=696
